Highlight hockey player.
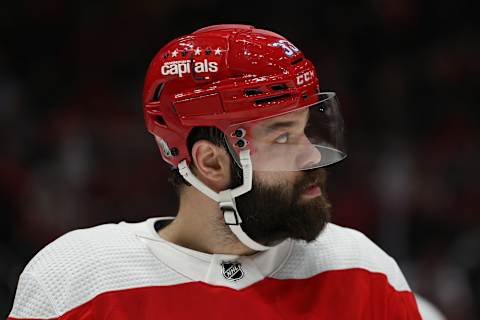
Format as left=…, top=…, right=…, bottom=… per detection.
left=9, top=24, right=422, bottom=319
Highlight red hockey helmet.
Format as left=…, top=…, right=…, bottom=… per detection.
left=143, top=24, right=346, bottom=172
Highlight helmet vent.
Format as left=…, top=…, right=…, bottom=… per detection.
left=291, top=57, right=304, bottom=65
left=155, top=115, right=167, bottom=126
left=270, top=83, right=288, bottom=91
left=152, top=83, right=165, bottom=102
left=255, top=93, right=291, bottom=105
left=244, top=88, right=263, bottom=96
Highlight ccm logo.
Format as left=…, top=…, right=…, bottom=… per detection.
left=296, top=70, right=315, bottom=86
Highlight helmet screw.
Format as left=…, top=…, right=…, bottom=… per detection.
left=170, top=147, right=179, bottom=156
left=234, top=128, right=246, bottom=138
left=236, top=139, right=246, bottom=148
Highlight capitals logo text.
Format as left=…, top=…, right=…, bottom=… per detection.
left=161, top=59, right=218, bottom=78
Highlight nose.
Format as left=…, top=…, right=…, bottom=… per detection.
left=294, top=134, right=322, bottom=169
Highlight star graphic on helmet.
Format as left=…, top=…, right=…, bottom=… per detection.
left=214, top=48, right=222, bottom=55
left=194, top=47, right=202, bottom=55
left=171, top=50, right=178, bottom=58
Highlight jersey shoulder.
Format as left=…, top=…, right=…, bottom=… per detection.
left=22, top=221, right=159, bottom=280
left=276, top=223, right=411, bottom=292
left=11, top=220, right=186, bottom=319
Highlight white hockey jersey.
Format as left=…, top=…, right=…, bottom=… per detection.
left=9, top=217, right=421, bottom=319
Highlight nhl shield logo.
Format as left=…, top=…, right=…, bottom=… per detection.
left=221, top=261, right=244, bottom=282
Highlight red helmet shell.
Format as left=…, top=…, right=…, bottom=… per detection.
left=143, top=24, right=321, bottom=167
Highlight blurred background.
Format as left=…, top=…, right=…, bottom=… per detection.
left=0, top=0, right=478, bottom=318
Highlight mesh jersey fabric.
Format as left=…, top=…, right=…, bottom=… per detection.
left=9, top=218, right=421, bottom=319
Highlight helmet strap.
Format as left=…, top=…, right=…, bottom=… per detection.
left=178, top=150, right=271, bottom=251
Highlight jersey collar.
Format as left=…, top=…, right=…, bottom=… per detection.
left=135, top=217, right=293, bottom=290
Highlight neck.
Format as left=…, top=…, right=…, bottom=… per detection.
left=158, top=186, right=257, bottom=256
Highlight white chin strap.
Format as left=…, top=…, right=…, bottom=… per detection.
left=178, top=150, right=271, bottom=251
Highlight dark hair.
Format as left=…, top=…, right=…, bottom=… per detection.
left=168, top=127, right=242, bottom=193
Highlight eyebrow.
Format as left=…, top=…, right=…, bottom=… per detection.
left=265, top=120, right=299, bottom=132
left=263, top=111, right=310, bottom=133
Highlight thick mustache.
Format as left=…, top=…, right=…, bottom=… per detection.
left=298, top=168, right=328, bottom=191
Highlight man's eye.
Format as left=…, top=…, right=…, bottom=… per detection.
left=275, top=133, right=289, bottom=144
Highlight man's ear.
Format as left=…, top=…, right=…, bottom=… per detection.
left=190, top=140, right=231, bottom=192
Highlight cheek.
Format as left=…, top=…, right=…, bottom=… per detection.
left=250, top=143, right=298, bottom=171
left=254, top=171, right=300, bottom=186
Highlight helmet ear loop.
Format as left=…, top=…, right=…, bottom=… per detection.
left=222, top=134, right=245, bottom=189
left=223, top=134, right=244, bottom=170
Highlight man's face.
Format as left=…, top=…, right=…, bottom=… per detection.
left=231, top=166, right=331, bottom=245
left=229, top=107, right=331, bottom=245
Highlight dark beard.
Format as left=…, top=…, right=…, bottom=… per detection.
left=231, top=165, right=331, bottom=245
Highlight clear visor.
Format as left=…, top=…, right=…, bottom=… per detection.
left=226, top=92, right=346, bottom=171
